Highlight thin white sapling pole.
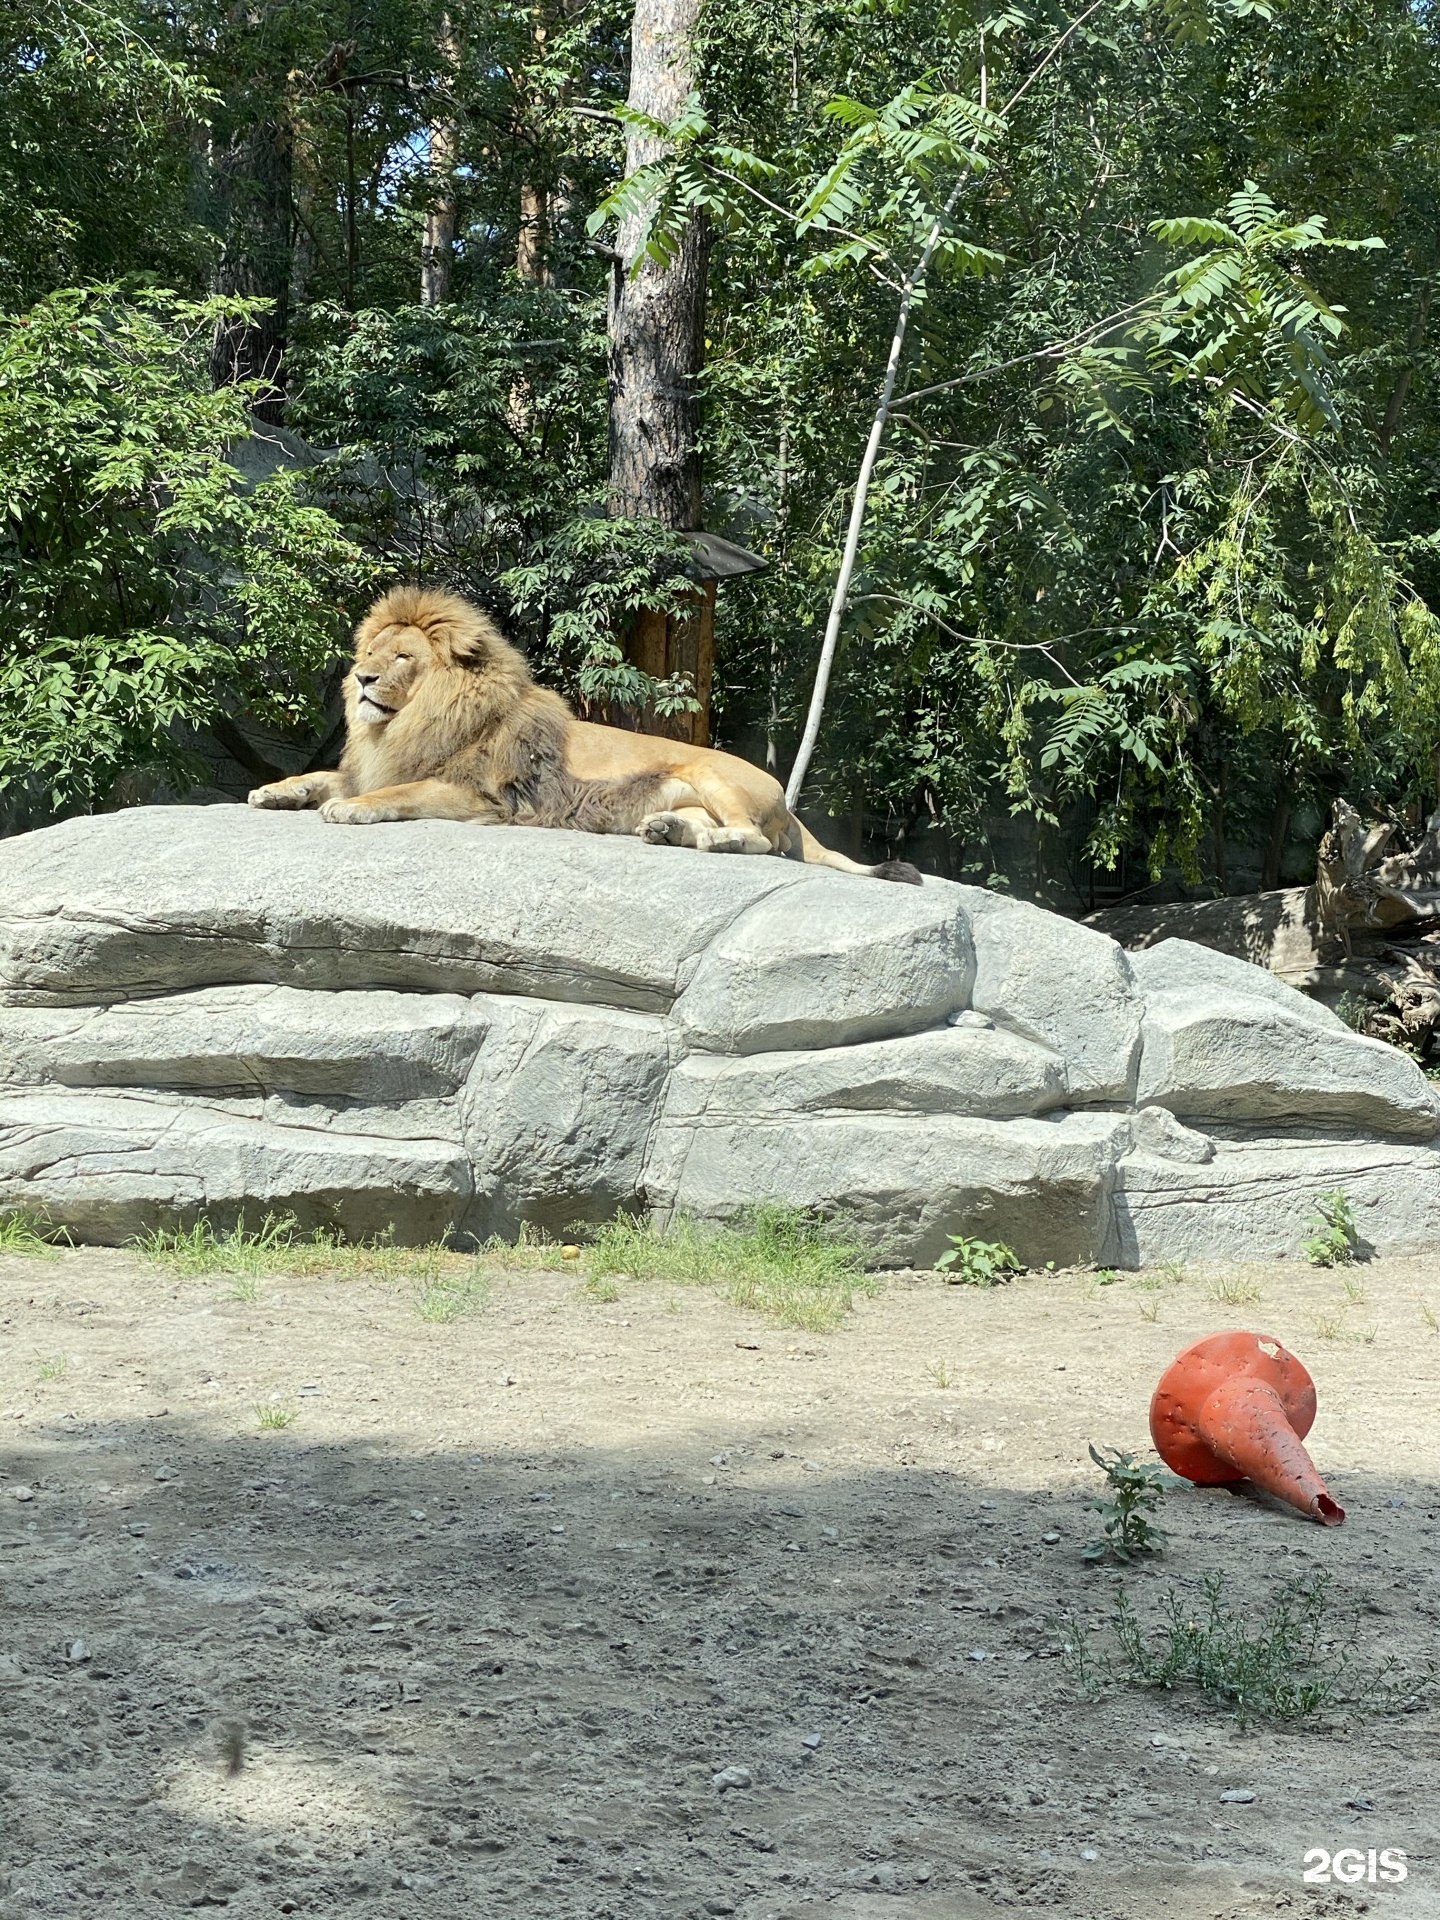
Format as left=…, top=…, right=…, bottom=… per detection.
left=784, top=3, right=1105, bottom=808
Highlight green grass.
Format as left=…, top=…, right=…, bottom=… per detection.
left=1210, top=1270, right=1262, bottom=1306
left=583, top=1206, right=875, bottom=1332
left=1065, top=1571, right=1429, bottom=1727
left=414, top=1271, right=490, bottom=1323
left=0, top=1208, right=69, bottom=1260
left=254, top=1399, right=296, bottom=1431
left=139, top=1212, right=484, bottom=1298
left=136, top=1213, right=581, bottom=1322
left=36, top=1352, right=68, bottom=1380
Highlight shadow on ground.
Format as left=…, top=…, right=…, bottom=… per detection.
left=1, top=1411, right=1435, bottom=1920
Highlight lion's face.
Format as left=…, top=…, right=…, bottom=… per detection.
left=348, top=623, right=435, bottom=726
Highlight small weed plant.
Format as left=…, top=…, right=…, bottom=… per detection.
left=36, top=1353, right=68, bottom=1380
left=1211, top=1271, right=1262, bottom=1306
left=1336, top=991, right=1372, bottom=1033
left=580, top=1273, right=623, bottom=1304
left=1084, top=1444, right=1168, bottom=1563
left=935, top=1236, right=1022, bottom=1287
left=924, top=1359, right=953, bottom=1389
left=1136, top=1258, right=1187, bottom=1292
left=0, top=1209, right=69, bottom=1259
left=585, top=1206, right=873, bottom=1332
left=414, top=1271, right=489, bottom=1323
left=1065, top=1571, right=1428, bottom=1727
left=1303, top=1190, right=1358, bottom=1267
left=254, top=1399, right=296, bottom=1431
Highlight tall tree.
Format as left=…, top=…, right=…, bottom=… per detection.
left=607, top=0, right=707, bottom=527
left=209, top=115, right=294, bottom=420
left=421, top=14, right=461, bottom=304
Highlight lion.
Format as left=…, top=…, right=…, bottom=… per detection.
left=247, top=585, right=922, bottom=884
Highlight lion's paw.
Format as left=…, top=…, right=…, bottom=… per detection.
left=695, top=827, right=753, bottom=855
left=319, top=798, right=373, bottom=825
left=248, top=782, right=307, bottom=810
left=640, top=811, right=688, bottom=846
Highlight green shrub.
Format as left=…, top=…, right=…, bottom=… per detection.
left=935, top=1235, right=1022, bottom=1286
left=1303, top=1189, right=1358, bottom=1267
left=1083, top=1443, right=1168, bottom=1563
left=0, top=286, right=370, bottom=819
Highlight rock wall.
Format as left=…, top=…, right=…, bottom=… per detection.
left=2, top=806, right=1438, bottom=1265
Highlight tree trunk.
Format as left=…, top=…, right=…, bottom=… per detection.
left=210, top=117, right=294, bottom=424
left=516, top=181, right=550, bottom=282
left=421, top=16, right=460, bottom=305
left=1262, top=793, right=1291, bottom=891
left=607, top=0, right=708, bottom=530
left=1379, top=276, right=1433, bottom=455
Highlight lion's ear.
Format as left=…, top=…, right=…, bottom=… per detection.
left=445, top=628, right=490, bottom=667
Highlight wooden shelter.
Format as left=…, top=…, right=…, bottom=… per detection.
left=622, top=531, right=767, bottom=745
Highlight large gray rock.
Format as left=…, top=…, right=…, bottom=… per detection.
left=660, top=1023, right=1066, bottom=1121
left=1, top=804, right=1437, bottom=1264
left=459, top=997, right=674, bottom=1239
left=965, top=891, right=1142, bottom=1100
left=1133, top=938, right=1438, bottom=1138
left=673, top=878, right=974, bottom=1053
left=0, top=1087, right=470, bottom=1245
left=645, top=1108, right=1128, bottom=1268
left=0, top=984, right=487, bottom=1101
left=0, top=806, right=806, bottom=1011
left=1113, top=1130, right=1440, bottom=1265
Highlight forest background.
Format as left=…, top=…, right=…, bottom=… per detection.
left=4, top=0, right=1440, bottom=909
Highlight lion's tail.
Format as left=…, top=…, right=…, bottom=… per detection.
left=794, top=820, right=924, bottom=885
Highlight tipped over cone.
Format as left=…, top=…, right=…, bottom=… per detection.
left=1149, top=1329, right=1344, bottom=1525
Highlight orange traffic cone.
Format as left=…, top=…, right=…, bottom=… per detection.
left=1149, top=1329, right=1344, bottom=1526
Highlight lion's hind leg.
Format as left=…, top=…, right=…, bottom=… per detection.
left=640, top=808, right=771, bottom=855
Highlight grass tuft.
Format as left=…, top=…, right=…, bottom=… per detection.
left=0, top=1208, right=69, bottom=1260
left=254, top=1399, right=296, bottom=1431
left=583, top=1206, right=874, bottom=1332
left=414, top=1271, right=489, bottom=1323
left=581, top=1273, right=623, bottom=1304
left=137, top=1213, right=488, bottom=1306
left=1064, top=1570, right=1430, bottom=1727
left=1210, top=1270, right=1262, bottom=1306
left=36, top=1352, right=68, bottom=1380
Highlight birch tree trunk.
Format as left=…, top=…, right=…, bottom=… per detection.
left=607, top=0, right=708, bottom=529
left=420, top=16, right=460, bottom=306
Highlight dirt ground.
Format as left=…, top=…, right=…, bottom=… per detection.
left=1, top=1245, right=1438, bottom=1920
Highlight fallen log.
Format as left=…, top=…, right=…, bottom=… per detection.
left=1086, top=800, right=1440, bottom=1054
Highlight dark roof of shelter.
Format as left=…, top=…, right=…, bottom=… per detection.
left=682, top=531, right=769, bottom=580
